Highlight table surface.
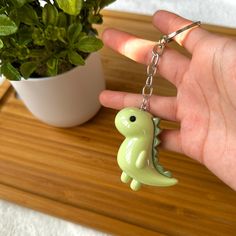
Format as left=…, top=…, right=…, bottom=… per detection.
left=0, top=11, right=236, bottom=236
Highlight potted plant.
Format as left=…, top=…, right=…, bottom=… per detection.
left=0, top=0, right=115, bottom=127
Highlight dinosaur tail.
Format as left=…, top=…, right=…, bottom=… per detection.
left=137, top=167, right=178, bottom=187
left=152, top=117, right=176, bottom=179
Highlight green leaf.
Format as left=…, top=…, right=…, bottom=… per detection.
left=17, top=5, right=38, bottom=25
left=32, top=27, right=45, bottom=46
left=16, top=45, right=30, bottom=60
left=18, top=27, right=33, bottom=45
left=57, top=12, right=67, bottom=27
left=58, top=50, right=67, bottom=58
left=0, top=7, right=7, bottom=14
left=78, top=32, right=87, bottom=41
left=45, top=25, right=61, bottom=41
left=29, top=49, right=44, bottom=58
left=9, top=0, right=28, bottom=8
left=9, top=9, right=20, bottom=27
left=42, top=4, right=58, bottom=25
left=0, top=39, right=3, bottom=49
left=68, top=23, right=82, bottom=43
left=88, top=13, right=103, bottom=24
left=1, top=62, right=21, bottom=81
left=68, top=51, right=85, bottom=65
left=78, top=36, right=103, bottom=53
left=0, top=14, right=18, bottom=36
left=56, top=0, right=83, bottom=15
left=58, top=27, right=66, bottom=43
left=99, top=0, right=116, bottom=9
left=20, top=62, right=37, bottom=79
left=47, top=57, right=58, bottom=76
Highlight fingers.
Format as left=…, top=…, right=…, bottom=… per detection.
left=102, top=28, right=155, bottom=65
left=102, top=29, right=189, bottom=87
left=158, top=47, right=189, bottom=87
left=99, top=90, right=178, bottom=121
left=160, top=130, right=182, bottom=154
left=153, top=10, right=211, bottom=53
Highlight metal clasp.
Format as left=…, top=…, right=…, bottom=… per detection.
left=161, top=21, right=201, bottom=44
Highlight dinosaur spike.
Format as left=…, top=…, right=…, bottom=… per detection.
left=154, top=138, right=161, bottom=147
left=153, top=117, right=162, bottom=138
left=151, top=115, right=175, bottom=179
left=155, top=128, right=162, bottom=136
left=164, top=171, right=172, bottom=178
left=153, top=117, right=160, bottom=126
left=156, top=164, right=164, bottom=172
left=155, top=164, right=173, bottom=178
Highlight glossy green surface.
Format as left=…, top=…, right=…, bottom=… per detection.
left=115, top=107, right=178, bottom=191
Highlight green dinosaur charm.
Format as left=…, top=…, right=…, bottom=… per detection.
left=115, top=107, right=178, bottom=191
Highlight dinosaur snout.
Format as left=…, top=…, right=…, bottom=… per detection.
left=115, top=107, right=140, bottom=136
left=115, top=110, right=129, bottom=135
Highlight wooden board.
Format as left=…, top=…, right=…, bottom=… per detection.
left=0, top=10, right=236, bottom=236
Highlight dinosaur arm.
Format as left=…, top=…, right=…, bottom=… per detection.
left=136, top=150, right=147, bottom=169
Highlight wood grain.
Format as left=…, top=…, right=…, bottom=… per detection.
left=0, top=80, right=10, bottom=100
left=0, top=10, right=236, bottom=236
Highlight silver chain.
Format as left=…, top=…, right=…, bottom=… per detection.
left=140, top=37, right=167, bottom=111
left=140, top=21, right=201, bottom=111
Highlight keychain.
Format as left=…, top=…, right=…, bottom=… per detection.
left=115, top=21, right=201, bottom=191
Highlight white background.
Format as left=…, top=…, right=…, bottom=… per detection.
left=107, top=0, right=236, bottom=27
left=1, top=1, right=236, bottom=236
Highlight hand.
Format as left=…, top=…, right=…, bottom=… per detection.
left=99, top=10, right=236, bottom=190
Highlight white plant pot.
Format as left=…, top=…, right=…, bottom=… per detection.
left=10, top=53, right=105, bottom=127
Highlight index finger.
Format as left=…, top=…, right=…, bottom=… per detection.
left=153, top=10, right=211, bottom=53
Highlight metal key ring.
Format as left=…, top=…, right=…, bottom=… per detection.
left=161, top=21, right=201, bottom=44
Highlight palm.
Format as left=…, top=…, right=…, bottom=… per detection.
left=177, top=38, right=236, bottom=161
left=100, top=11, right=236, bottom=189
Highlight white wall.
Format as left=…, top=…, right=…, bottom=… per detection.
left=107, top=0, right=236, bottom=28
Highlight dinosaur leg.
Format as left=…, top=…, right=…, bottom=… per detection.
left=121, top=171, right=131, bottom=183
left=130, top=179, right=141, bottom=191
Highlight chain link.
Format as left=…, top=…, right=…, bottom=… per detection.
left=140, top=21, right=201, bottom=111
left=140, top=38, right=166, bottom=111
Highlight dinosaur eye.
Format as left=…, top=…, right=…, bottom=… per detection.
left=129, top=116, right=136, bottom=122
